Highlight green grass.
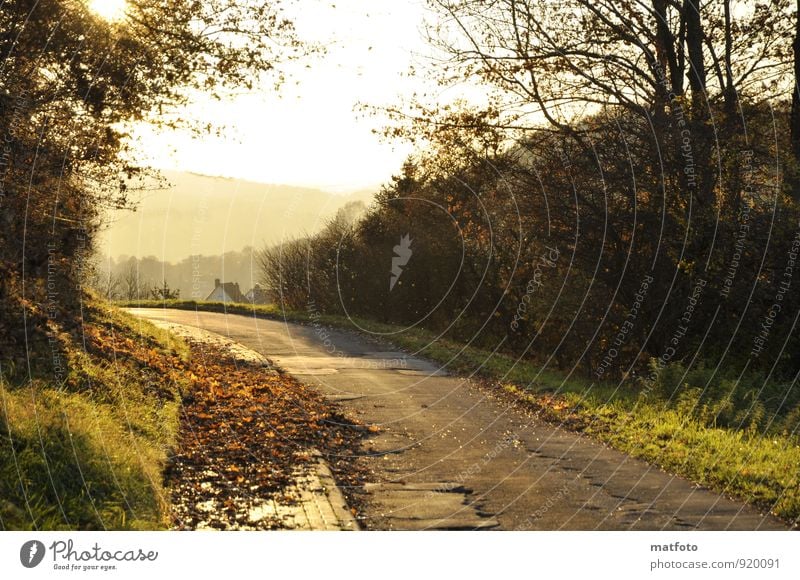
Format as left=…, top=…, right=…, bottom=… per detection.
left=0, top=302, right=188, bottom=530
left=118, top=299, right=800, bottom=525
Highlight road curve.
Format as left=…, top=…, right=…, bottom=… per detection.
left=128, top=308, right=786, bottom=531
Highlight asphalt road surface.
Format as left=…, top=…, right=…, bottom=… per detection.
left=128, top=308, right=786, bottom=531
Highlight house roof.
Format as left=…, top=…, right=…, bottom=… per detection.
left=205, top=281, right=245, bottom=303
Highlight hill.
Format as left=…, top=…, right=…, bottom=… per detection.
left=98, top=170, right=376, bottom=263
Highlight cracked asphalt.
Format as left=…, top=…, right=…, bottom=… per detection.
left=128, top=308, right=787, bottom=530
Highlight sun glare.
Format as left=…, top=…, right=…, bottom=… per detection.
left=88, top=0, right=128, bottom=22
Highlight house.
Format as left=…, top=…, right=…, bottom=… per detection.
left=205, top=279, right=245, bottom=303
left=244, top=283, right=273, bottom=304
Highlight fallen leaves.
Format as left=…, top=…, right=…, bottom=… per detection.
left=80, top=323, right=188, bottom=401
left=164, top=340, right=367, bottom=530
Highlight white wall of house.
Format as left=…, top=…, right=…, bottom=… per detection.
left=206, top=286, right=236, bottom=302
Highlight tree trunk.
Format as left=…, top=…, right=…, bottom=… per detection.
left=792, top=0, right=800, bottom=162
left=653, top=0, right=682, bottom=98
left=723, top=0, right=736, bottom=117
left=684, top=0, right=706, bottom=108
left=683, top=0, right=714, bottom=209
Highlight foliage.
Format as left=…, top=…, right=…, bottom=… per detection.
left=166, top=340, right=366, bottom=529
left=260, top=1, right=800, bottom=386
left=0, top=0, right=304, bottom=356
left=150, top=281, right=180, bottom=301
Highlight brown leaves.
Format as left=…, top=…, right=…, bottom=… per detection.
left=81, top=322, right=188, bottom=391
left=165, top=341, right=366, bottom=529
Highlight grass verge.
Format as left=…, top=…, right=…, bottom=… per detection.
left=0, top=301, right=190, bottom=530
left=118, top=299, right=800, bottom=526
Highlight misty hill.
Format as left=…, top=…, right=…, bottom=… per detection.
left=98, top=170, right=376, bottom=263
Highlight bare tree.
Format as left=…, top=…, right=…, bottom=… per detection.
left=421, top=1, right=791, bottom=125
left=122, top=260, right=149, bottom=301
left=86, top=260, right=122, bottom=301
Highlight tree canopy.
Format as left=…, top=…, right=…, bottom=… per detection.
left=262, top=1, right=800, bottom=433
left=0, top=0, right=304, bottom=352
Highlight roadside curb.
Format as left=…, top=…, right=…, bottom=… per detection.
left=309, top=450, right=361, bottom=531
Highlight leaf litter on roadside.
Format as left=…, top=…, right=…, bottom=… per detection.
left=164, top=340, right=369, bottom=529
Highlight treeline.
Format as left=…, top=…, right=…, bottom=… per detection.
left=262, top=0, right=800, bottom=432
left=92, top=201, right=367, bottom=301
left=91, top=247, right=262, bottom=301
left=264, top=118, right=800, bottom=378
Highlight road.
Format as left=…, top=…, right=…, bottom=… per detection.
left=129, top=308, right=786, bottom=530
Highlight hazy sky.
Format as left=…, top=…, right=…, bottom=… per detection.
left=131, top=0, right=432, bottom=192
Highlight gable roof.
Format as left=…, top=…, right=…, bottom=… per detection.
left=205, top=280, right=245, bottom=303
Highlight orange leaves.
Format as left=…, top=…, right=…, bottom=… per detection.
left=294, top=450, right=312, bottom=462
left=165, top=341, right=367, bottom=529
left=78, top=321, right=188, bottom=400
left=538, top=394, right=571, bottom=413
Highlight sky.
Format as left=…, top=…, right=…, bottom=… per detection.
left=128, top=0, right=434, bottom=193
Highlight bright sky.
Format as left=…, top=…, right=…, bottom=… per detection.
left=130, top=0, right=433, bottom=193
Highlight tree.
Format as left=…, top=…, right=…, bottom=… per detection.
left=0, top=0, right=306, bottom=349
left=150, top=281, right=180, bottom=301
left=122, top=260, right=150, bottom=301
left=792, top=0, right=800, bottom=177
left=426, top=1, right=790, bottom=114
left=86, top=257, right=122, bottom=301
left=362, top=0, right=800, bottom=379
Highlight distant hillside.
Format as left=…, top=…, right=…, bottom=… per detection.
left=98, top=170, right=376, bottom=263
